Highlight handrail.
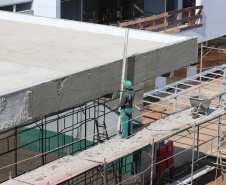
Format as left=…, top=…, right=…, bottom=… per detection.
left=119, top=5, right=203, bottom=34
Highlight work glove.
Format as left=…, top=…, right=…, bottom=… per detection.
left=112, top=106, right=119, bottom=111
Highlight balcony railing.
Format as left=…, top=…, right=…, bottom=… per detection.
left=119, top=6, right=203, bottom=34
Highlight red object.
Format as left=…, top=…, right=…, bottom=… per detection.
left=165, top=141, right=174, bottom=168
left=156, top=145, right=167, bottom=173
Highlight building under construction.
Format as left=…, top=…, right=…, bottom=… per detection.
left=0, top=0, right=226, bottom=184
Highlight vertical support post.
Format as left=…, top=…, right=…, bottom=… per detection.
left=164, top=16, right=167, bottom=33
left=14, top=127, right=17, bottom=177
left=57, top=115, right=60, bottom=158
left=188, top=10, right=191, bottom=26
left=119, top=158, right=122, bottom=183
left=153, top=20, right=155, bottom=31
left=199, top=42, right=203, bottom=95
left=197, top=125, right=200, bottom=160
left=13, top=4, right=16, bottom=12
left=191, top=122, right=196, bottom=185
left=216, top=115, right=222, bottom=173
left=176, top=12, right=179, bottom=28
left=117, top=28, right=129, bottom=135
left=104, top=158, right=107, bottom=185
left=44, top=117, right=47, bottom=164
left=220, top=70, right=226, bottom=109
left=42, top=119, right=45, bottom=165
left=150, top=138, right=155, bottom=185
left=174, top=85, right=178, bottom=113
left=157, top=142, right=161, bottom=185
left=85, top=103, right=87, bottom=150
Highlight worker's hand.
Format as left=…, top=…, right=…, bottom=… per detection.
left=139, top=108, right=143, bottom=112
left=112, top=106, right=118, bottom=111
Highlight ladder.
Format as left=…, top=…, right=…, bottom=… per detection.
left=93, top=120, right=109, bottom=144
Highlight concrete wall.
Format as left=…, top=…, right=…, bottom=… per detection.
left=32, top=0, right=60, bottom=18
left=0, top=0, right=32, bottom=7
left=176, top=0, right=226, bottom=43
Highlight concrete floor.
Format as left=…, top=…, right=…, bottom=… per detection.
left=0, top=19, right=167, bottom=95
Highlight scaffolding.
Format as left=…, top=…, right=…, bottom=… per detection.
left=1, top=47, right=226, bottom=184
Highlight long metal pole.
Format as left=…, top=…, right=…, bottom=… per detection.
left=104, top=158, right=107, bottom=185
left=199, top=42, right=203, bottom=95
left=191, top=122, right=196, bottom=185
left=150, top=138, right=155, bottom=185
left=14, top=127, right=17, bottom=177
left=117, top=28, right=129, bottom=135
left=197, top=125, right=200, bottom=160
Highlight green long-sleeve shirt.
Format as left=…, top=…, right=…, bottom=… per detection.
left=118, top=89, right=135, bottom=109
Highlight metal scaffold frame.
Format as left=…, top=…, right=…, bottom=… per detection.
left=0, top=96, right=118, bottom=182
left=1, top=46, right=226, bottom=185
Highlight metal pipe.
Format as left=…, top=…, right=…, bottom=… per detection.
left=150, top=138, right=155, bottom=185
left=57, top=115, right=60, bottom=158
left=117, top=28, right=129, bottom=135
left=14, top=127, right=17, bottom=177
left=197, top=125, right=200, bottom=160
left=199, top=42, right=203, bottom=95
left=13, top=4, right=16, bottom=12
left=42, top=119, right=44, bottom=165
left=191, top=122, right=196, bottom=185
left=85, top=103, right=87, bottom=150
left=104, top=158, right=107, bottom=185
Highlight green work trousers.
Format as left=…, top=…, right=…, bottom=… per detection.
left=121, top=108, right=133, bottom=138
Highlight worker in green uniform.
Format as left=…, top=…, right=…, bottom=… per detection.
left=112, top=81, right=138, bottom=138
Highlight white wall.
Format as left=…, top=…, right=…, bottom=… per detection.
left=176, top=0, right=226, bottom=43
left=32, top=0, right=60, bottom=18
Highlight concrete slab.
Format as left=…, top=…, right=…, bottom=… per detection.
left=0, top=11, right=197, bottom=133
left=15, top=156, right=100, bottom=185
left=0, top=18, right=166, bottom=95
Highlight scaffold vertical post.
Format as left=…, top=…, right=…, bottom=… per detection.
left=191, top=122, right=196, bottom=185
left=220, top=70, right=226, bottom=109
left=197, top=125, right=200, bottom=160
left=199, top=42, right=203, bottom=95
left=14, top=126, right=17, bottom=177
left=117, top=28, right=129, bottom=135
left=174, top=84, right=178, bottom=112
left=150, top=138, right=155, bottom=185
left=104, top=158, right=107, bottom=185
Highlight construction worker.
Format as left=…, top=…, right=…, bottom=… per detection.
left=112, top=80, right=139, bottom=138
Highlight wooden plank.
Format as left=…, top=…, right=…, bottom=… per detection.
left=145, top=14, right=201, bottom=32
left=119, top=12, right=168, bottom=27
left=180, top=24, right=203, bottom=32
left=168, top=15, right=202, bottom=26
left=145, top=22, right=168, bottom=31
left=165, top=24, right=202, bottom=34
left=119, top=5, right=203, bottom=29
left=165, top=28, right=180, bottom=34
left=134, top=4, right=144, bottom=14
